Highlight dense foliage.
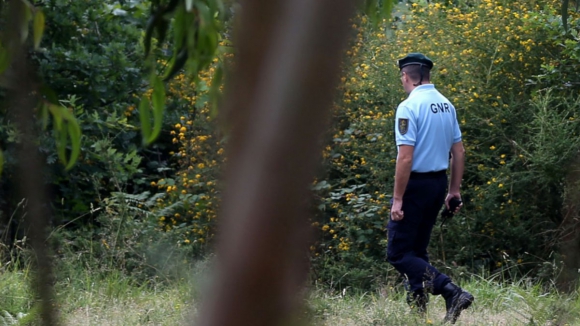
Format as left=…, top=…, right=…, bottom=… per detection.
left=1, top=0, right=580, bottom=293
left=311, top=0, right=580, bottom=289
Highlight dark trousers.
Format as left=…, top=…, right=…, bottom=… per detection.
left=387, top=171, right=451, bottom=295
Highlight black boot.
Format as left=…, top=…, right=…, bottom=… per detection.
left=441, top=283, right=474, bottom=324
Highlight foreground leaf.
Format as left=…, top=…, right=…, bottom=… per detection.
left=139, top=96, right=152, bottom=144
left=33, top=10, right=45, bottom=50
left=147, top=75, right=166, bottom=144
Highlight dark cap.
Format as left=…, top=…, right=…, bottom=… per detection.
left=397, top=53, right=434, bottom=70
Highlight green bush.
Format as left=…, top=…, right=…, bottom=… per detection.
left=312, top=0, right=580, bottom=289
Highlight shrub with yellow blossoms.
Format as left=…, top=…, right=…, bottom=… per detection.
left=152, top=60, right=226, bottom=252
left=311, top=0, right=580, bottom=289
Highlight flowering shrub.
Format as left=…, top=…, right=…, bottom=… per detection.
left=149, top=63, right=224, bottom=253
left=311, top=0, right=580, bottom=288
left=147, top=0, right=580, bottom=288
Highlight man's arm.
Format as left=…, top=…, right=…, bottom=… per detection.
left=446, top=141, right=465, bottom=209
left=391, top=145, right=414, bottom=221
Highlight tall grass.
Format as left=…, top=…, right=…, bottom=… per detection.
left=1, top=247, right=578, bottom=325
left=308, top=275, right=580, bottom=325
left=0, top=243, right=213, bottom=325
left=0, top=222, right=580, bottom=326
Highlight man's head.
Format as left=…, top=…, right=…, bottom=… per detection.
left=397, top=53, right=433, bottom=93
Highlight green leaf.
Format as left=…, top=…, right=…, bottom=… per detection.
left=33, top=10, right=45, bottom=50
left=381, top=0, right=394, bottom=20
left=18, top=1, right=34, bottom=43
left=139, top=96, right=152, bottom=144
left=185, top=11, right=197, bottom=52
left=195, top=1, right=211, bottom=28
left=56, top=118, right=68, bottom=166
left=173, top=5, right=186, bottom=51
left=144, top=15, right=157, bottom=57
left=365, top=0, right=378, bottom=24
left=40, top=85, right=59, bottom=105
left=60, top=106, right=82, bottom=170
left=155, top=18, right=170, bottom=46
left=163, top=47, right=188, bottom=81
left=147, top=75, right=166, bottom=144
left=361, top=0, right=394, bottom=26
left=65, top=117, right=81, bottom=170
left=47, top=104, right=82, bottom=169
left=47, top=104, right=63, bottom=130
left=40, top=102, right=49, bottom=130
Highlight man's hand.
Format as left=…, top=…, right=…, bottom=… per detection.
left=444, top=193, right=463, bottom=213
left=391, top=198, right=404, bottom=221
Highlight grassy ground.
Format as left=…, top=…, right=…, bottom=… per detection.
left=1, top=261, right=579, bottom=325
left=308, top=277, right=580, bottom=325
left=0, top=267, right=196, bottom=325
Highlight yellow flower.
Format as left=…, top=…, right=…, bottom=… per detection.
left=490, top=145, right=496, bottom=150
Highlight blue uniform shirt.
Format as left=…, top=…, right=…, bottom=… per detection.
left=394, top=84, right=462, bottom=173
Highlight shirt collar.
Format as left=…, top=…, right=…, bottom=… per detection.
left=408, top=84, right=435, bottom=98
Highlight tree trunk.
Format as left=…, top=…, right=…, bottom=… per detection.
left=558, top=154, right=580, bottom=292
left=197, top=1, right=356, bottom=325
left=4, top=0, right=57, bottom=324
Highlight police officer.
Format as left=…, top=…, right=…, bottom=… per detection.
left=387, top=53, right=474, bottom=324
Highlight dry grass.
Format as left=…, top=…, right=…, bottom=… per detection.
left=61, top=287, right=195, bottom=326
left=307, top=280, right=580, bottom=326
left=312, top=294, right=524, bottom=325
left=2, top=261, right=579, bottom=326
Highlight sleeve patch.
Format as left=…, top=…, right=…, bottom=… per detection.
left=398, top=118, right=409, bottom=135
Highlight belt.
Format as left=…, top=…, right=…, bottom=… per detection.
left=409, top=170, right=446, bottom=179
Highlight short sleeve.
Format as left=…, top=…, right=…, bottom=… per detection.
left=395, top=104, right=416, bottom=146
left=452, top=109, right=462, bottom=143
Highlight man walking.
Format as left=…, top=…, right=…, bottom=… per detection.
left=387, top=53, right=474, bottom=324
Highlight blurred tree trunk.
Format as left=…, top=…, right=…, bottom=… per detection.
left=197, top=1, right=355, bottom=325
left=3, top=0, right=57, bottom=324
left=558, top=154, right=580, bottom=292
